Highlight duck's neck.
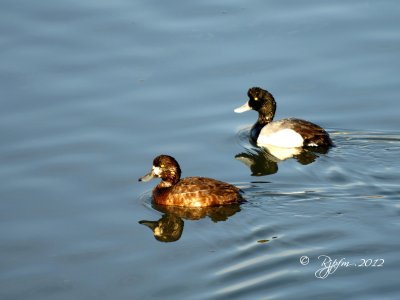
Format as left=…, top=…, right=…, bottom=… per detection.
left=251, top=108, right=275, bottom=141
left=258, top=104, right=275, bottom=124
left=157, top=181, right=172, bottom=188
left=250, top=123, right=264, bottom=141
left=158, top=169, right=181, bottom=188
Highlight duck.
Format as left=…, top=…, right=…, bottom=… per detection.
left=139, top=155, right=243, bottom=207
left=234, top=87, right=333, bottom=148
left=139, top=214, right=184, bottom=243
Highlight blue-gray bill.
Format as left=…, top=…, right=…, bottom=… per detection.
left=138, top=171, right=155, bottom=182
left=234, top=101, right=251, bottom=113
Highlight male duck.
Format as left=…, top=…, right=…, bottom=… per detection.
left=139, top=155, right=243, bottom=207
left=234, top=87, right=333, bottom=148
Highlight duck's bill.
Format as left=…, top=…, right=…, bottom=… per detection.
left=234, top=101, right=251, bottom=113
left=138, top=170, right=155, bottom=182
left=138, top=220, right=158, bottom=230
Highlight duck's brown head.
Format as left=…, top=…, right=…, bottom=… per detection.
left=139, top=155, right=182, bottom=186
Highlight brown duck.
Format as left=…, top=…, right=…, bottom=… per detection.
left=139, top=155, right=244, bottom=207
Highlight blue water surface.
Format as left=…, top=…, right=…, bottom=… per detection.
left=1, top=1, right=400, bottom=299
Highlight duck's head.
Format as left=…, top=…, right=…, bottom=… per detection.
left=234, top=87, right=276, bottom=123
left=139, top=155, right=182, bottom=186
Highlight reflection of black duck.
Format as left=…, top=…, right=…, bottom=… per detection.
left=139, top=203, right=241, bottom=242
left=235, top=146, right=329, bottom=176
left=295, top=145, right=329, bottom=164
left=235, top=148, right=278, bottom=176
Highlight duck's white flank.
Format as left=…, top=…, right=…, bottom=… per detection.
left=257, top=128, right=303, bottom=148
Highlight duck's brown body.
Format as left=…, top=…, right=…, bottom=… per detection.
left=153, top=176, right=242, bottom=207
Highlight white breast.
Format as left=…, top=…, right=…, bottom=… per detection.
left=257, top=126, right=304, bottom=148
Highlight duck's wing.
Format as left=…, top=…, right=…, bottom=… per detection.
left=167, top=177, right=242, bottom=207
left=176, top=177, right=241, bottom=195
left=280, top=118, right=333, bottom=147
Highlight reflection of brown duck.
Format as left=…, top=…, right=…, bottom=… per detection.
left=152, top=202, right=241, bottom=222
left=139, top=203, right=241, bottom=242
left=139, top=155, right=244, bottom=207
left=139, top=214, right=184, bottom=243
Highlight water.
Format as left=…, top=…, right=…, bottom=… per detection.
left=1, top=0, right=400, bottom=299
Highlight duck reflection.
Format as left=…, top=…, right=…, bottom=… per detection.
left=235, top=144, right=329, bottom=176
left=139, top=203, right=241, bottom=242
left=139, top=214, right=184, bottom=243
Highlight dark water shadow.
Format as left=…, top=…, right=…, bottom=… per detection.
left=139, top=202, right=241, bottom=242
left=235, top=127, right=330, bottom=176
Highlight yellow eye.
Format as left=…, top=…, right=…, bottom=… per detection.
left=160, top=164, right=165, bottom=168
left=254, top=97, right=258, bottom=101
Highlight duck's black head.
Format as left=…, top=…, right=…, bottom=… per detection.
left=235, top=87, right=277, bottom=125
left=139, top=155, right=182, bottom=186
left=247, top=87, right=276, bottom=113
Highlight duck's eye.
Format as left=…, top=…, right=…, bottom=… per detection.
left=254, top=97, right=258, bottom=101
